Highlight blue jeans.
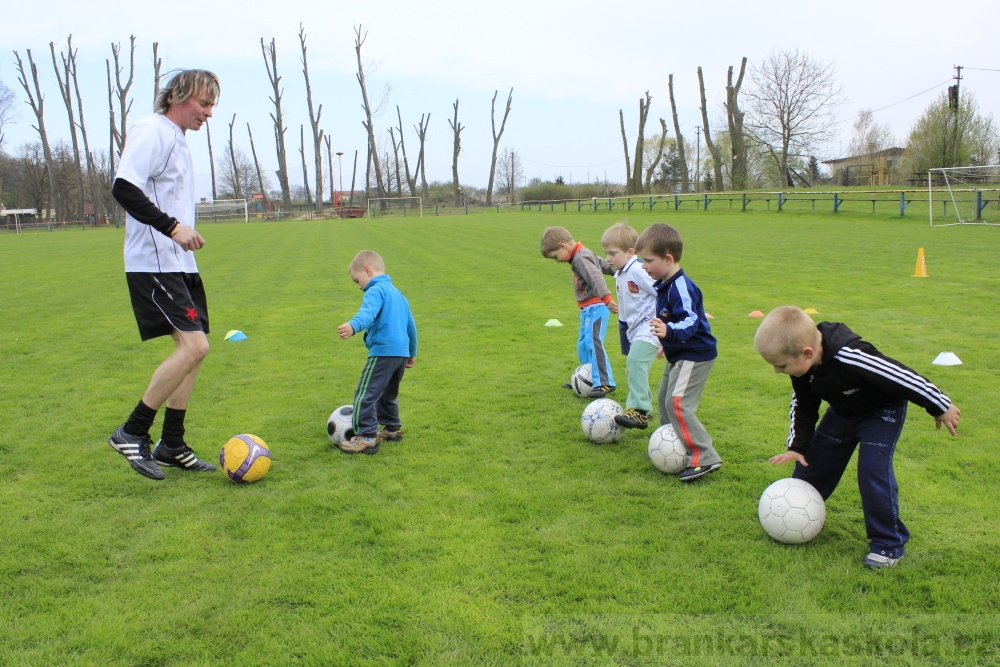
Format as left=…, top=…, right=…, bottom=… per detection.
left=577, top=304, right=614, bottom=388
left=794, top=403, right=909, bottom=556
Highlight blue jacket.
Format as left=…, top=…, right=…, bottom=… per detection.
left=347, top=274, right=418, bottom=358
left=653, top=268, right=717, bottom=363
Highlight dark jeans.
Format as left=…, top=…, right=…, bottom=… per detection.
left=794, top=403, right=909, bottom=557
left=352, top=356, right=407, bottom=438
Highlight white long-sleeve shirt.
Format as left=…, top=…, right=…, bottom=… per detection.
left=614, top=256, right=660, bottom=347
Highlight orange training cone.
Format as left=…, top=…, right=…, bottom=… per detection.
left=913, top=248, right=929, bottom=278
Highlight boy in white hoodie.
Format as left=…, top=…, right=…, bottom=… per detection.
left=601, top=222, right=661, bottom=429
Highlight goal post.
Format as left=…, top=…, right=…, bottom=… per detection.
left=366, top=197, right=423, bottom=219
left=928, top=166, right=1000, bottom=226
left=195, top=199, right=249, bottom=223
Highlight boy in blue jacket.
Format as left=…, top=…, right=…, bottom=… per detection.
left=337, top=250, right=417, bottom=455
left=635, top=223, right=722, bottom=482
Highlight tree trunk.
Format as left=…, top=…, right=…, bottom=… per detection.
left=448, top=99, right=463, bottom=206
left=67, top=42, right=101, bottom=222
left=668, top=74, right=689, bottom=193
left=354, top=26, right=386, bottom=202
left=486, top=88, right=512, bottom=206
left=111, top=37, right=135, bottom=155
left=349, top=149, right=358, bottom=206
left=50, top=39, right=85, bottom=219
left=106, top=59, right=118, bottom=224
left=299, top=24, right=324, bottom=210
left=725, top=58, right=748, bottom=191
left=207, top=122, right=218, bottom=200
left=644, top=119, right=668, bottom=193
left=261, top=37, right=293, bottom=211
left=324, top=135, right=334, bottom=206
left=152, top=42, right=162, bottom=107
left=247, top=123, right=267, bottom=204
left=389, top=128, right=402, bottom=196
left=619, top=109, right=632, bottom=192
left=414, top=113, right=430, bottom=204
left=697, top=67, right=725, bottom=191
left=632, top=91, right=651, bottom=195
left=396, top=106, right=416, bottom=196
left=228, top=114, right=242, bottom=200
left=299, top=124, right=312, bottom=209
left=14, top=50, right=62, bottom=222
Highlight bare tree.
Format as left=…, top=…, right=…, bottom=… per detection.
left=261, top=37, right=293, bottom=210
left=152, top=42, right=162, bottom=106
left=66, top=42, right=101, bottom=221
left=354, top=26, right=386, bottom=202
left=448, top=99, right=463, bottom=205
left=388, top=128, right=402, bottom=196
left=725, top=58, right=748, bottom=191
left=50, top=38, right=85, bottom=219
left=105, top=59, right=118, bottom=221
left=668, top=74, right=689, bottom=193
left=12, top=143, right=50, bottom=214
left=110, top=36, right=136, bottom=155
left=227, top=114, right=242, bottom=200
left=324, top=135, right=334, bottom=205
left=299, top=24, right=324, bottom=210
left=619, top=109, right=632, bottom=192
left=14, top=50, right=61, bottom=221
left=744, top=48, right=845, bottom=187
left=845, top=109, right=895, bottom=186
left=349, top=149, right=358, bottom=206
left=486, top=88, right=513, bottom=205
left=697, top=67, right=725, bottom=191
left=414, top=113, right=430, bottom=203
left=299, top=124, right=312, bottom=208
left=206, top=121, right=217, bottom=200
left=219, top=145, right=264, bottom=199
left=643, top=120, right=668, bottom=193
left=496, top=147, right=523, bottom=203
left=0, top=78, right=18, bottom=147
left=396, top=106, right=416, bottom=195
left=247, top=123, right=267, bottom=204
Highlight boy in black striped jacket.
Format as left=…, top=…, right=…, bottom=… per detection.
left=754, top=306, right=961, bottom=569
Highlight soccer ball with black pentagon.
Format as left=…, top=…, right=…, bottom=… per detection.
left=647, top=423, right=687, bottom=474
left=758, top=478, right=826, bottom=544
left=581, top=398, right=624, bottom=443
left=327, top=405, right=356, bottom=445
left=570, top=363, right=594, bottom=397
left=220, top=434, right=272, bottom=483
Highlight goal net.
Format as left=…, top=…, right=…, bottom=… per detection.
left=929, top=166, right=1000, bottom=226
left=366, top=197, right=423, bottom=219
left=195, top=199, right=249, bottom=223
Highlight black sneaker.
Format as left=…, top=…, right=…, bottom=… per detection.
left=615, top=409, right=650, bottom=429
left=153, top=441, right=217, bottom=471
left=108, top=424, right=165, bottom=480
left=679, top=462, right=722, bottom=482
left=588, top=385, right=616, bottom=398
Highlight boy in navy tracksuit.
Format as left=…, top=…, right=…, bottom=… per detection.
left=635, top=223, right=722, bottom=482
left=337, top=250, right=418, bottom=455
left=754, top=306, right=961, bottom=568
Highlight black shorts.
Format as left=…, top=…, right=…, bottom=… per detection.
left=126, top=272, right=210, bottom=341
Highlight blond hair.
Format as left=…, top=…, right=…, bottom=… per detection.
left=634, top=222, right=683, bottom=261
left=348, top=250, right=385, bottom=274
left=540, top=226, right=573, bottom=256
left=753, top=306, right=821, bottom=359
left=155, top=70, right=220, bottom=114
left=601, top=222, right=638, bottom=252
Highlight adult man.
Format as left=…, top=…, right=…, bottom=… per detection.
left=108, top=69, right=220, bottom=480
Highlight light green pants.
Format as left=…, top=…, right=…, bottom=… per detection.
left=625, top=340, right=659, bottom=414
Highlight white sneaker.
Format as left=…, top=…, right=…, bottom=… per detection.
left=864, top=551, right=902, bottom=569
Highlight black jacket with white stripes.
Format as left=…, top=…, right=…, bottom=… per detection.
left=786, top=322, right=952, bottom=454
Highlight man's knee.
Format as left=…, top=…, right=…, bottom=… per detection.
left=176, top=332, right=210, bottom=364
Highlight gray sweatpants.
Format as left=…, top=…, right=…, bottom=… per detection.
left=658, top=358, right=721, bottom=468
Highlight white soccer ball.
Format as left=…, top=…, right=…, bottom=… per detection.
left=581, top=398, right=624, bottom=444
left=570, top=363, right=594, bottom=398
left=326, top=405, right=356, bottom=445
left=647, top=424, right=687, bottom=474
left=758, top=478, right=826, bottom=544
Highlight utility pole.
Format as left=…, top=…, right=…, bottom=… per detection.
left=695, top=125, right=701, bottom=193
left=949, top=65, right=962, bottom=167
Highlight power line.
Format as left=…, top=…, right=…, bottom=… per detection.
left=833, top=79, right=952, bottom=125
left=965, top=67, right=1000, bottom=72
left=521, top=156, right=623, bottom=168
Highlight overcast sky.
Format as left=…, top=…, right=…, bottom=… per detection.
left=2, top=0, right=998, bottom=199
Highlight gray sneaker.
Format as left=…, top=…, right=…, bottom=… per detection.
left=864, top=552, right=903, bottom=569
left=109, top=424, right=165, bottom=480
left=153, top=441, right=217, bottom=472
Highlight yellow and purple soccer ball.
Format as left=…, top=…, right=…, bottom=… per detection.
left=220, top=434, right=271, bottom=483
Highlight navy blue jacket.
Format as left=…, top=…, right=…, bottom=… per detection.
left=653, top=268, right=718, bottom=363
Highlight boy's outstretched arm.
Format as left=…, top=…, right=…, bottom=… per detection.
left=337, top=323, right=354, bottom=339
left=935, top=404, right=961, bottom=435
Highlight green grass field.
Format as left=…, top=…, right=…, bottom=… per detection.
left=1, top=209, right=998, bottom=666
